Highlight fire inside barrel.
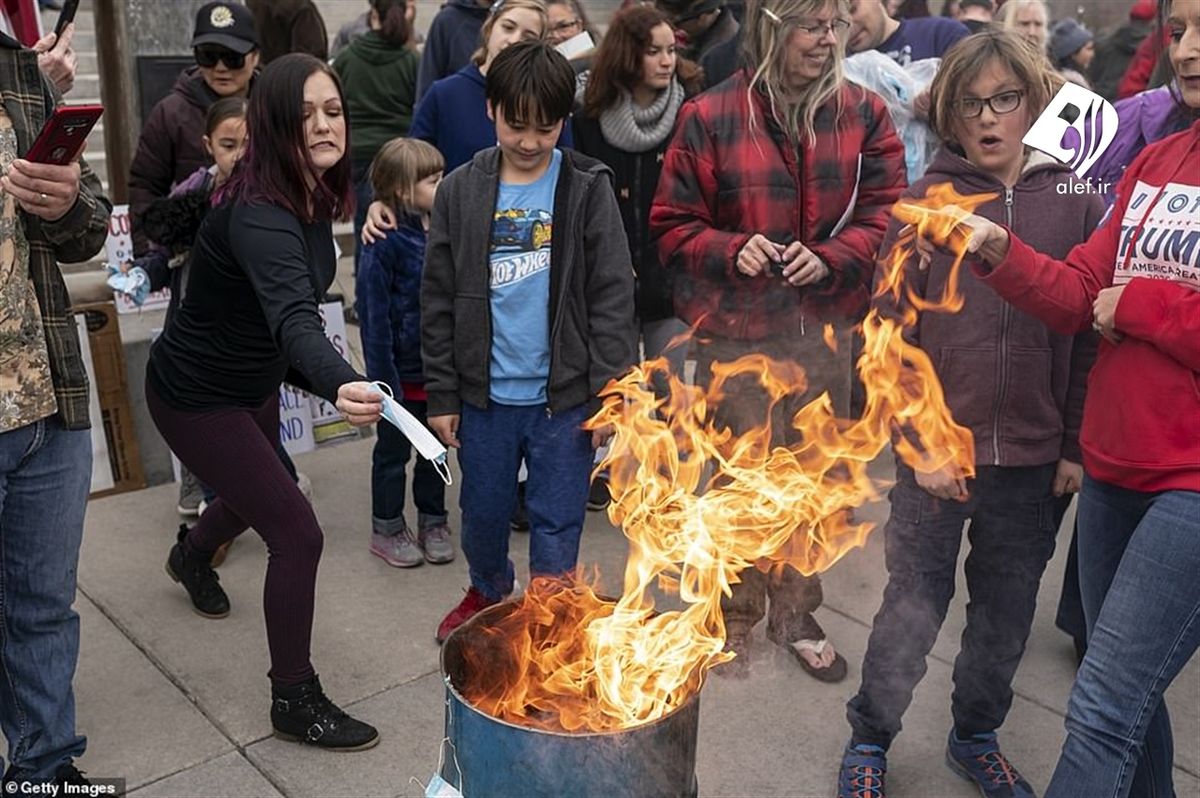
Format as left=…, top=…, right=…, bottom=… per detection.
left=450, top=184, right=994, bottom=738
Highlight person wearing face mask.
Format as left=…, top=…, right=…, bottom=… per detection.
left=651, top=0, right=905, bottom=684
left=146, top=54, right=385, bottom=752
left=128, top=2, right=260, bottom=256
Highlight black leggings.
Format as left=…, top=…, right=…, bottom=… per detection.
left=147, top=378, right=322, bottom=687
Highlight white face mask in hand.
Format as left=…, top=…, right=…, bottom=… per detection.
left=371, top=382, right=453, bottom=486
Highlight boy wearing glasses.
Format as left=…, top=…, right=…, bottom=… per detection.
left=129, top=1, right=260, bottom=255
left=837, top=31, right=1102, bottom=798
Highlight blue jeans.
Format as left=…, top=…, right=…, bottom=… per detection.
left=0, top=416, right=91, bottom=780
left=1046, top=477, right=1200, bottom=798
left=457, top=402, right=593, bottom=601
left=847, top=462, right=1059, bottom=749
left=371, top=398, right=447, bottom=527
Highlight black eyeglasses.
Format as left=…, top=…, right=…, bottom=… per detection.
left=958, top=89, right=1024, bottom=119
left=194, top=46, right=247, bottom=70
left=551, top=18, right=582, bottom=33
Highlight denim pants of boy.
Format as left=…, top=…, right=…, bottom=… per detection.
left=371, top=397, right=447, bottom=530
left=846, top=463, right=1058, bottom=749
left=1045, top=477, right=1200, bottom=798
left=457, top=402, right=592, bottom=600
left=0, top=416, right=90, bottom=780
left=692, top=331, right=851, bottom=644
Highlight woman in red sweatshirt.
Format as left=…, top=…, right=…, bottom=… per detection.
left=914, top=0, right=1199, bottom=793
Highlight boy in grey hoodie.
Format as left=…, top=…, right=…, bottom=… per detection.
left=422, top=41, right=637, bottom=644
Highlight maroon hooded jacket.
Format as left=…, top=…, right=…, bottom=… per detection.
left=875, top=148, right=1105, bottom=468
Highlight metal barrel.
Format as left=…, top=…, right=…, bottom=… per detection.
left=439, top=601, right=701, bottom=798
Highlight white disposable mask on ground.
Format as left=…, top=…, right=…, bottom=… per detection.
left=371, top=381, right=452, bottom=485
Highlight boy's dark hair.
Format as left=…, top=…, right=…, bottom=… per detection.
left=484, top=40, right=576, bottom=126
left=205, top=96, right=248, bottom=137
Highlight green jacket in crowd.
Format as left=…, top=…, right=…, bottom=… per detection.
left=333, top=30, right=419, bottom=167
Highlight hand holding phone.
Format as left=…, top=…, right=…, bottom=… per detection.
left=33, top=13, right=78, bottom=95
left=0, top=159, right=81, bottom=221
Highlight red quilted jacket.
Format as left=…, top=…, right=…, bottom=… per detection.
left=650, top=70, right=906, bottom=340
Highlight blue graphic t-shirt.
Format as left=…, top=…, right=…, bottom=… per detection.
left=488, top=148, right=562, bottom=405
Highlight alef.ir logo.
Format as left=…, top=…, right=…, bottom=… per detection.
left=1023, top=82, right=1118, bottom=180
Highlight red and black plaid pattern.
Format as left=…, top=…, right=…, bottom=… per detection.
left=650, top=71, right=906, bottom=340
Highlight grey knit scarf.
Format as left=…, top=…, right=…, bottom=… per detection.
left=598, top=80, right=685, bottom=153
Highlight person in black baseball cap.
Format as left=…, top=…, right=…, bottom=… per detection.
left=191, top=2, right=261, bottom=99
left=128, top=1, right=261, bottom=253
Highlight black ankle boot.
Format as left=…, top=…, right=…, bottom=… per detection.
left=166, top=524, right=230, bottom=618
left=271, top=675, right=380, bottom=751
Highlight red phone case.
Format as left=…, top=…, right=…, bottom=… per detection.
left=26, top=105, right=103, bottom=165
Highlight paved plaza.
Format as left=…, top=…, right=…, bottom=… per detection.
left=69, top=439, right=1200, bottom=797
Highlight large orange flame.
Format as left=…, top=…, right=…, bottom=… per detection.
left=460, top=183, right=995, bottom=733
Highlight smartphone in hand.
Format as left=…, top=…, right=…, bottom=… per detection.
left=54, top=0, right=81, bottom=39
left=26, top=104, right=103, bottom=165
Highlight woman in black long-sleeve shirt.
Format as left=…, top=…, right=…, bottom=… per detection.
left=146, top=54, right=384, bottom=751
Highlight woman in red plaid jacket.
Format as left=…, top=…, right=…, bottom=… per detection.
left=650, top=0, right=905, bottom=682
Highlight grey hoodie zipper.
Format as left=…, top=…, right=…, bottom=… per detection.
left=991, top=187, right=1014, bottom=465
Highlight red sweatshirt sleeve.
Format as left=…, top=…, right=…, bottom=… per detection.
left=1115, top=278, right=1200, bottom=371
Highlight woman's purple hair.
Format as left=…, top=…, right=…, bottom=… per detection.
left=219, top=53, right=355, bottom=222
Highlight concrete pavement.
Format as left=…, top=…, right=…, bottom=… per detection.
left=63, top=438, right=1200, bottom=797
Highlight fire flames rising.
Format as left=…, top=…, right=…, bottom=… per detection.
left=458, top=184, right=995, bottom=733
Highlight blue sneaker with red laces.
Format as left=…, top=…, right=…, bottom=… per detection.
left=837, top=743, right=887, bottom=798
left=946, top=730, right=1035, bottom=798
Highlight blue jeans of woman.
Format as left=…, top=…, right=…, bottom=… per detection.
left=1046, top=476, right=1200, bottom=798
left=0, top=416, right=90, bottom=781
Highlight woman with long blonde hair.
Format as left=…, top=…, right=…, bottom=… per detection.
left=650, top=0, right=905, bottom=681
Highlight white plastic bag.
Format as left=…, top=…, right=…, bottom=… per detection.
left=844, top=51, right=941, bottom=182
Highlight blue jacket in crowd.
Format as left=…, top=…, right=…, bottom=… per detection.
left=355, top=214, right=428, bottom=395
left=415, top=0, right=489, bottom=101
left=411, top=64, right=574, bottom=174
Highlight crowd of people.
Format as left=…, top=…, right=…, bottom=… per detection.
left=0, top=0, right=1196, bottom=795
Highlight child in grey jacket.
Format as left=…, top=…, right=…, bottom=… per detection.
left=421, top=41, right=637, bottom=644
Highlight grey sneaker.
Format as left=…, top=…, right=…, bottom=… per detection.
left=419, top=522, right=456, bottom=564
left=177, top=470, right=203, bottom=517
left=370, top=527, right=423, bottom=568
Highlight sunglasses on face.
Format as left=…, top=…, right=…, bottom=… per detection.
left=194, top=46, right=247, bottom=70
